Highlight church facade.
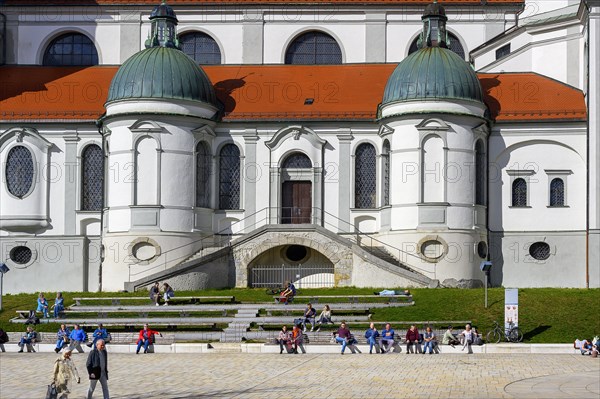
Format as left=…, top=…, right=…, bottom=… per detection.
left=0, top=0, right=598, bottom=293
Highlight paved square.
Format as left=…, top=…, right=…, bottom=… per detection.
left=0, top=352, right=598, bottom=398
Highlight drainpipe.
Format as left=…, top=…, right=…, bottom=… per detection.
left=585, top=0, right=591, bottom=288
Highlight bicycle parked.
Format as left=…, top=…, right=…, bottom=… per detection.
left=486, top=320, right=523, bottom=343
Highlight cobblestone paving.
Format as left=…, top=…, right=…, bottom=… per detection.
left=1, top=352, right=598, bottom=398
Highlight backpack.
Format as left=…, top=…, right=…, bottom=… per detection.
left=26, top=310, right=40, bottom=325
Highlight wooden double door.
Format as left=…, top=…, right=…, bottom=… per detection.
left=281, top=181, right=312, bottom=224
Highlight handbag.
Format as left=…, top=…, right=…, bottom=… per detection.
left=45, top=383, right=58, bottom=399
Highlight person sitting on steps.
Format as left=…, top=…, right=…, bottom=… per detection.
left=162, top=282, right=175, bottom=306
left=302, top=303, right=317, bottom=332
left=136, top=324, right=162, bottom=354
left=18, top=325, right=37, bottom=353
left=149, top=282, right=160, bottom=306
left=315, top=305, right=333, bottom=331
left=278, top=281, right=296, bottom=304
left=379, top=323, right=396, bottom=354
left=442, top=325, right=460, bottom=347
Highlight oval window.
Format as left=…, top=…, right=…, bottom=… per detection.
left=133, top=242, right=158, bottom=261
left=285, top=245, right=308, bottom=262
left=10, top=246, right=33, bottom=264
left=421, top=240, right=444, bottom=260
left=529, top=242, right=550, bottom=260
left=6, top=146, right=34, bottom=198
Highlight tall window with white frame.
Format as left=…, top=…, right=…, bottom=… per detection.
left=81, top=144, right=104, bottom=211
left=512, top=178, right=527, bottom=207
left=549, top=178, right=565, bottom=207
left=5, top=145, right=34, bottom=198
left=382, top=140, right=390, bottom=206
left=475, top=140, right=485, bottom=205
left=355, top=143, right=376, bottom=209
left=219, top=144, right=240, bottom=210
left=196, top=142, right=211, bottom=208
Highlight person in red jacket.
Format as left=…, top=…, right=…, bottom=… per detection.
left=405, top=324, right=422, bottom=354
left=136, top=324, right=162, bottom=354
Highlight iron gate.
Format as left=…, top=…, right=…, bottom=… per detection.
left=249, top=264, right=334, bottom=288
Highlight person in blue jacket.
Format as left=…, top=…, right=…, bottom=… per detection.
left=55, top=324, right=71, bottom=353
left=364, top=322, right=380, bottom=354
left=68, top=324, right=87, bottom=352
left=88, top=323, right=108, bottom=347
left=37, top=292, right=49, bottom=318
left=379, top=323, right=395, bottom=354
left=52, top=292, right=65, bottom=318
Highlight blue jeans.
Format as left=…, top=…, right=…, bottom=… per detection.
left=55, top=338, right=67, bottom=351
left=335, top=337, right=348, bottom=353
left=136, top=339, right=151, bottom=353
left=54, top=305, right=64, bottom=318
left=423, top=341, right=435, bottom=353
left=367, top=336, right=378, bottom=352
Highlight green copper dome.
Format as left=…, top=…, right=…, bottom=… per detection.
left=106, top=1, right=217, bottom=107
left=106, top=46, right=217, bottom=106
left=382, top=47, right=484, bottom=105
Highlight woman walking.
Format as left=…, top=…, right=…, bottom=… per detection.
left=52, top=350, right=81, bottom=398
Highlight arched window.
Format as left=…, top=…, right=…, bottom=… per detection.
left=179, top=32, right=221, bottom=65
left=355, top=143, right=376, bottom=209
left=285, top=31, right=342, bottom=65
left=475, top=140, right=485, bottom=205
left=512, top=178, right=527, bottom=207
left=134, top=137, right=158, bottom=205
left=408, top=32, right=465, bottom=60
left=282, top=152, right=312, bottom=168
left=81, top=144, right=104, bottom=211
left=43, top=33, right=98, bottom=66
left=5, top=145, right=34, bottom=198
left=219, top=144, right=240, bottom=210
left=382, top=140, right=390, bottom=206
left=196, top=142, right=212, bottom=208
left=550, top=178, right=564, bottom=207
left=422, top=136, right=444, bottom=203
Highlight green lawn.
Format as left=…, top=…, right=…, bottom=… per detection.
left=1, top=288, right=598, bottom=343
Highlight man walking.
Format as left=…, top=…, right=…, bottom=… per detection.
left=86, top=339, right=109, bottom=399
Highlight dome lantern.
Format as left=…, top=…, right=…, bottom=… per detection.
left=145, top=0, right=179, bottom=49
left=418, top=0, right=449, bottom=49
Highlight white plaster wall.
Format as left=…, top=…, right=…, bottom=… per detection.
left=488, top=125, right=587, bottom=232
left=490, top=231, right=587, bottom=288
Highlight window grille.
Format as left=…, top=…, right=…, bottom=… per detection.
left=355, top=143, right=376, bottom=209
left=10, top=246, right=32, bottom=264
left=282, top=153, right=312, bottom=168
left=475, top=141, right=485, bottom=205
left=43, top=33, right=98, bottom=66
left=5, top=145, right=34, bottom=198
left=382, top=141, right=390, bottom=206
left=219, top=144, right=240, bottom=210
left=179, top=32, right=222, bottom=65
left=495, top=43, right=511, bottom=60
left=196, top=142, right=212, bottom=208
left=512, top=178, right=527, bottom=207
left=529, top=242, right=550, bottom=260
left=549, top=178, right=564, bottom=207
left=81, top=145, right=104, bottom=211
left=285, top=31, right=342, bottom=64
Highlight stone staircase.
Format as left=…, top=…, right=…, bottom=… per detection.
left=361, top=246, right=419, bottom=274
left=220, top=308, right=259, bottom=342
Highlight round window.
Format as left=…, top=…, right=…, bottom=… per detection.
left=10, top=246, right=32, bottom=264
left=529, top=242, right=550, bottom=260
left=421, top=240, right=444, bottom=260
left=285, top=245, right=308, bottom=262
left=477, top=241, right=488, bottom=259
left=133, top=242, right=157, bottom=261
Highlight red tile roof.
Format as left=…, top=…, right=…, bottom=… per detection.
left=1, top=0, right=523, bottom=5
left=0, top=65, right=586, bottom=122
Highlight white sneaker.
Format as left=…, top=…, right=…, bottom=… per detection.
left=310, top=327, right=314, bottom=332
left=155, top=303, right=159, bottom=306
left=303, top=328, right=307, bottom=333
